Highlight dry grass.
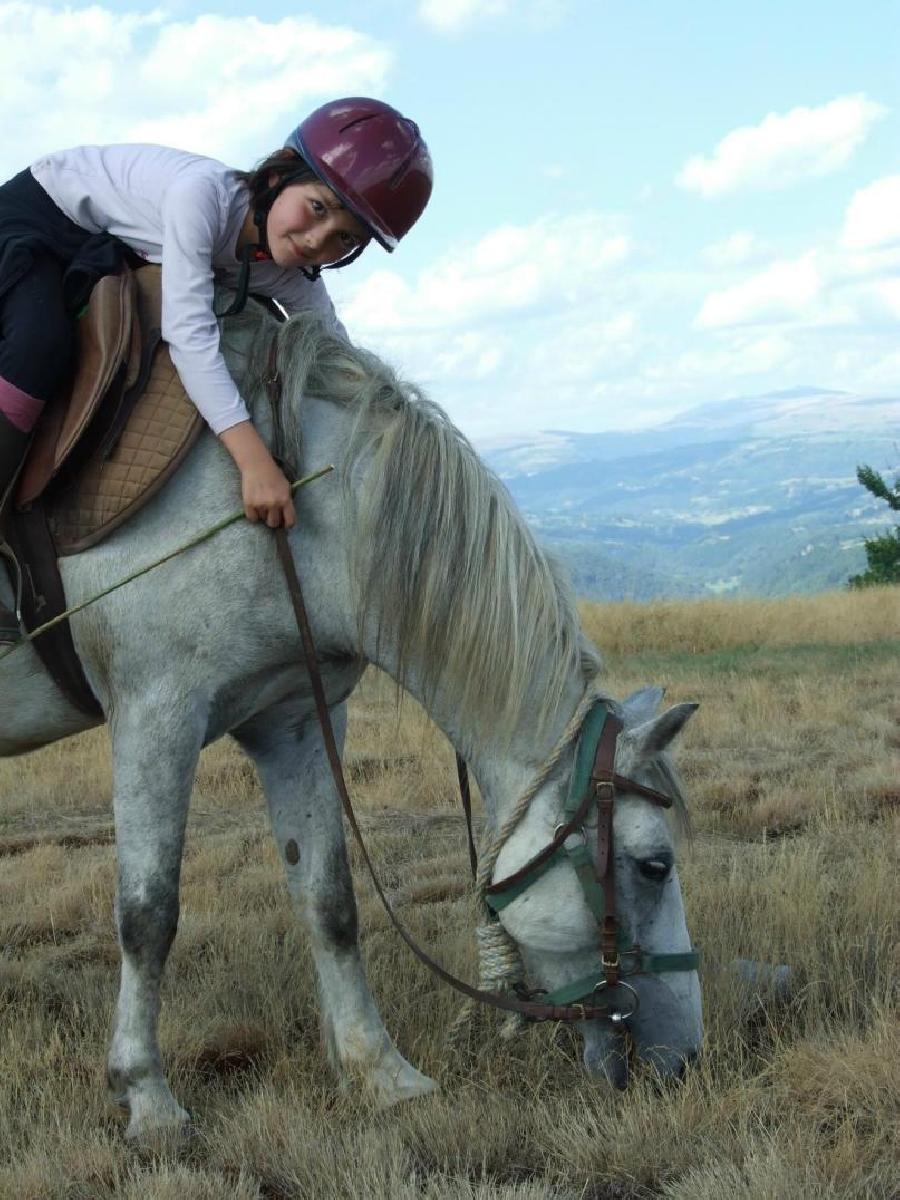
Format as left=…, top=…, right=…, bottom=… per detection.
left=580, top=585, right=898, bottom=655
left=1, top=588, right=898, bottom=1198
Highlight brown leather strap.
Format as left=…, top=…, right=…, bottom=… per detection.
left=612, top=773, right=673, bottom=808
left=588, top=714, right=621, bottom=986
left=456, top=753, right=478, bottom=880
left=7, top=501, right=103, bottom=718
left=479, top=715, right=672, bottom=905
left=599, top=794, right=618, bottom=986
left=271, top=526, right=624, bottom=1024
left=590, top=713, right=621, bottom=871
left=485, top=715, right=620, bottom=908
left=264, top=336, right=292, bottom=477
left=484, top=780, right=600, bottom=898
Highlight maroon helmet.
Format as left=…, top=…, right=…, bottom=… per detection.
left=285, top=97, right=432, bottom=251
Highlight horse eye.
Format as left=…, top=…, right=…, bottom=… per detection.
left=638, top=858, right=672, bottom=882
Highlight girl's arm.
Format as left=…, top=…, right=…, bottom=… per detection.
left=219, top=421, right=296, bottom=528
left=160, top=172, right=295, bottom=527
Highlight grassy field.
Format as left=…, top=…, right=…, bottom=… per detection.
left=0, top=588, right=897, bottom=1198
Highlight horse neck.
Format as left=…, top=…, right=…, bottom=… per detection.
left=359, top=639, right=589, bottom=836
left=238, top=327, right=594, bottom=828
left=292, top=405, right=593, bottom=831
left=467, top=671, right=589, bottom=835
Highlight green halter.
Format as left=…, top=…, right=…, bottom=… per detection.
left=485, top=702, right=700, bottom=1013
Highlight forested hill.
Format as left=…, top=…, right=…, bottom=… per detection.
left=479, top=388, right=899, bottom=599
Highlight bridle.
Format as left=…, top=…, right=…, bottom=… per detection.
left=482, top=702, right=699, bottom=1023
left=273, top=525, right=700, bottom=1027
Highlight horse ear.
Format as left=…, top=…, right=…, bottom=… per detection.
left=621, top=686, right=665, bottom=724
left=630, top=702, right=699, bottom=755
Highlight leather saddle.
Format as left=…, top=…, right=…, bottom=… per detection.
left=2, top=264, right=203, bottom=715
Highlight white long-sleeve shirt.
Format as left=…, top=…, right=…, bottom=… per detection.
left=31, top=143, right=347, bottom=435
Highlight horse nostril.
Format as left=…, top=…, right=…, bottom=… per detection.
left=674, top=1048, right=698, bottom=1080
left=642, top=1047, right=698, bottom=1090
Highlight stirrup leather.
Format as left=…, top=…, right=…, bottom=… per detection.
left=0, top=539, right=23, bottom=643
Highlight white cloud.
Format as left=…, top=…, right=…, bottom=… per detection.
left=418, top=0, right=565, bottom=35
left=419, top=0, right=508, bottom=33
left=433, top=331, right=506, bottom=379
left=0, top=3, right=391, bottom=177
left=695, top=254, right=824, bottom=328
left=329, top=210, right=641, bottom=434
left=341, top=212, right=632, bottom=335
left=677, top=94, right=888, bottom=198
left=854, top=347, right=900, bottom=386
left=334, top=178, right=900, bottom=433
left=523, top=313, right=640, bottom=384
left=702, top=231, right=767, bottom=268
left=695, top=217, right=900, bottom=334
left=673, top=334, right=794, bottom=380
left=852, top=278, right=900, bottom=324
left=335, top=193, right=900, bottom=434
left=842, top=174, right=900, bottom=250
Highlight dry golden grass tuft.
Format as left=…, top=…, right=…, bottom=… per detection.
left=580, top=584, right=898, bottom=655
left=0, top=587, right=897, bottom=1197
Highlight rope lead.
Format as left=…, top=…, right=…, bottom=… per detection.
left=446, top=685, right=602, bottom=1047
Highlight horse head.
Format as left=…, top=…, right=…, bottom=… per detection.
left=488, top=686, right=702, bottom=1089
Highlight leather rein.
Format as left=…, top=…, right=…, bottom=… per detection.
left=272, top=527, right=699, bottom=1025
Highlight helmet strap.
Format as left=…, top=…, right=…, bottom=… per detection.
left=217, top=243, right=253, bottom=318
left=322, top=243, right=366, bottom=273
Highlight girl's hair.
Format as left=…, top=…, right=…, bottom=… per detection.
left=234, top=148, right=319, bottom=209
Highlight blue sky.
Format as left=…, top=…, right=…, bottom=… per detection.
left=3, top=0, right=898, bottom=438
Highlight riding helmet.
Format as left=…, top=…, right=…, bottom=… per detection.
left=284, top=97, right=433, bottom=251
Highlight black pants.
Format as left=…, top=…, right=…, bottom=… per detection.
left=0, top=168, right=130, bottom=406
left=0, top=251, right=75, bottom=401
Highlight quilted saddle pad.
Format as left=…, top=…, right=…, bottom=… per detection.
left=48, top=270, right=204, bottom=555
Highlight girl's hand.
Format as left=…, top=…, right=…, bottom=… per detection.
left=219, top=421, right=297, bottom=528
left=240, top=457, right=296, bottom=528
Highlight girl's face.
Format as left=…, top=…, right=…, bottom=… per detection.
left=266, top=180, right=369, bottom=269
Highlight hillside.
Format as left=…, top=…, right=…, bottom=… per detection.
left=479, top=387, right=899, bottom=599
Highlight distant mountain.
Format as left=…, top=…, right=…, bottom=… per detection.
left=478, top=388, right=899, bottom=599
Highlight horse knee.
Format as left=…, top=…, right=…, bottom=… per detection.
left=117, top=880, right=179, bottom=961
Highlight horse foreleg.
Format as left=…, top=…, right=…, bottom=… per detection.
left=106, top=701, right=201, bottom=1142
left=234, top=699, right=438, bottom=1105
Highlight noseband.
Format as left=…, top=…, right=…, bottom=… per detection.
left=483, top=702, right=700, bottom=1023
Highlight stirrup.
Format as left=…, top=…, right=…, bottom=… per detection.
left=0, top=539, right=23, bottom=645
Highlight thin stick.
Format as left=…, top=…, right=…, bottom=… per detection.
left=0, top=465, right=334, bottom=663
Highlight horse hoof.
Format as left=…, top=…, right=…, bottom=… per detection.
left=125, top=1110, right=192, bottom=1150
left=372, top=1062, right=439, bottom=1107
left=124, top=1099, right=192, bottom=1149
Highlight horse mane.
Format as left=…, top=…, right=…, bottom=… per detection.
left=234, top=305, right=601, bottom=743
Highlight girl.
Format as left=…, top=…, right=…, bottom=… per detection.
left=0, top=97, right=431, bottom=639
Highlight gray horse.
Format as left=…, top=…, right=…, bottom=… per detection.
left=0, top=304, right=701, bottom=1142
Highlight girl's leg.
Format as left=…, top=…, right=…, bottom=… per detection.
left=0, top=253, right=76, bottom=638
left=0, top=250, right=76, bottom=445
left=0, top=409, right=29, bottom=503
